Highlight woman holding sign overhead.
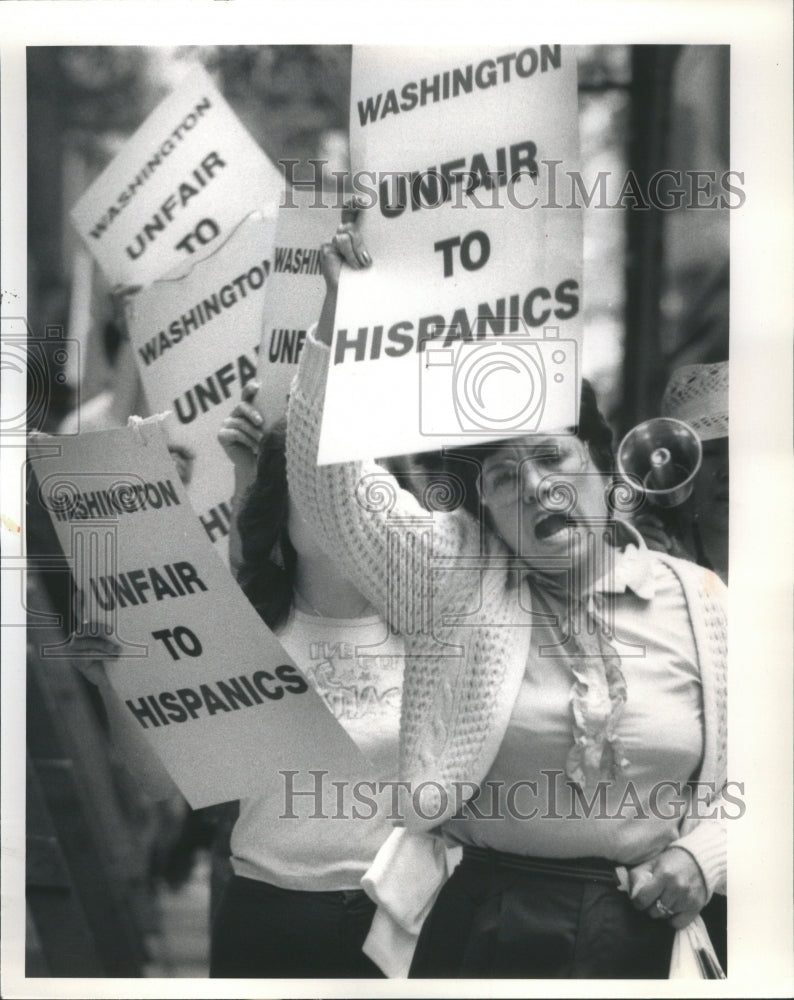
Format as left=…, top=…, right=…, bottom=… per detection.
left=281, top=208, right=728, bottom=979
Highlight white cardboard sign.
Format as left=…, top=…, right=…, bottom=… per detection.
left=318, top=45, right=583, bottom=464
left=70, top=65, right=283, bottom=288
left=125, top=212, right=276, bottom=552
left=254, top=188, right=335, bottom=426
left=29, top=423, right=368, bottom=809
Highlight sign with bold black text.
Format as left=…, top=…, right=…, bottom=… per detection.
left=319, top=45, right=583, bottom=464
left=70, top=65, right=283, bottom=288
left=125, top=213, right=277, bottom=553
left=29, top=422, right=368, bottom=808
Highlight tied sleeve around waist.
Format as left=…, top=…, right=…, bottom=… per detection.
left=361, top=828, right=460, bottom=978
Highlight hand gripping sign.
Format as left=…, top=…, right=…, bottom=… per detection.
left=70, top=64, right=283, bottom=289
left=318, top=45, right=583, bottom=464
left=124, top=212, right=277, bottom=555
left=29, top=422, right=367, bottom=809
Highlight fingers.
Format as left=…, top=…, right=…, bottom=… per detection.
left=218, top=414, right=263, bottom=454
left=341, top=195, right=366, bottom=225
left=70, top=640, right=119, bottom=660
left=320, top=199, right=372, bottom=292
left=112, top=283, right=142, bottom=299
left=658, top=846, right=708, bottom=912
left=111, top=284, right=142, bottom=327
left=167, top=443, right=196, bottom=462
left=631, top=870, right=678, bottom=920
left=627, top=864, right=657, bottom=909
left=647, top=897, right=678, bottom=922
left=628, top=849, right=708, bottom=921
left=66, top=628, right=121, bottom=686
left=66, top=626, right=121, bottom=656
left=334, top=222, right=371, bottom=270
left=241, top=379, right=260, bottom=404
left=218, top=388, right=265, bottom=458
left=227, top=400, right=264, bottom=430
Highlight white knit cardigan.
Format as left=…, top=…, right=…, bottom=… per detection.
left=286, top=333, right=728, bottom=899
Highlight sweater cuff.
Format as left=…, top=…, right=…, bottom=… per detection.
left=669, top=821, right=726, bottom=898
left=294, top=322, right=330, bottom=405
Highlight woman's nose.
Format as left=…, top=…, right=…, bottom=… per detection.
left=519, top=461, right=545, bottom=502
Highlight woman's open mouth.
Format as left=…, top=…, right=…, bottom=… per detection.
left=533, top=513, right=570, bottom=540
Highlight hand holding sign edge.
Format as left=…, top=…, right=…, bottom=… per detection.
left=317, top=198, right=371, bottom=347
left=218, top=380, right=265, bottom=465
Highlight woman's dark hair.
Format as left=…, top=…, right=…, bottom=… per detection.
left=444, top=377, right=617, bottom=522
left=577, top=377, right=616, bottom=476
left=235, top=420, right=297, bottom=632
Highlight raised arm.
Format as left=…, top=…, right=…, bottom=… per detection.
left=284, top=214, right=477, bottom=623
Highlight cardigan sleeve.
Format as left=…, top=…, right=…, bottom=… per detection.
left=669, top=806, right=726, bottom=898
left=285, top=326, right=479, bottom=624
left=662, top=555, right=729, bottom=898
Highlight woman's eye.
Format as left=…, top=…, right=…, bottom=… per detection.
left=486, top=467, right=515, bottom=491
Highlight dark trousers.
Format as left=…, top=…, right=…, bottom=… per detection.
left=410, top=855, right=676, bottom=979
left=210, top=875, right=384, bottom=978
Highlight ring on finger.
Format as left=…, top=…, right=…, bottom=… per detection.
left=654, top=899, right=675, bottom=918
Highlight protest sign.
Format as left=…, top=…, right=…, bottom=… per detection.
left=318, top=45, right=583, bottom=464
left=70, top=64, right=283, bottom=288
left=29, top=422, right=368, bottom=809
left=125, top=212, right=276, bottom=553
left=254, top=188, right=333, bottom=426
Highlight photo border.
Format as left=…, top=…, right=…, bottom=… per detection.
left=2, top=2, right=792, bottom=997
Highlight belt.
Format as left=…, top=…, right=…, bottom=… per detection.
left=461, top=845, right=619, bottom=885
left=234, top=876, right=372, bottom=902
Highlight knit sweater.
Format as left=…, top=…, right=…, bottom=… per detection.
left=286, top=331, right=728, bottom=898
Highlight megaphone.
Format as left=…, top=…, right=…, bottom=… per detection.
left=617, top=417, right=702, bottom=508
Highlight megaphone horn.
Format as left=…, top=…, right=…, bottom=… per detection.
left=617, top=417, right=702, bottom=508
